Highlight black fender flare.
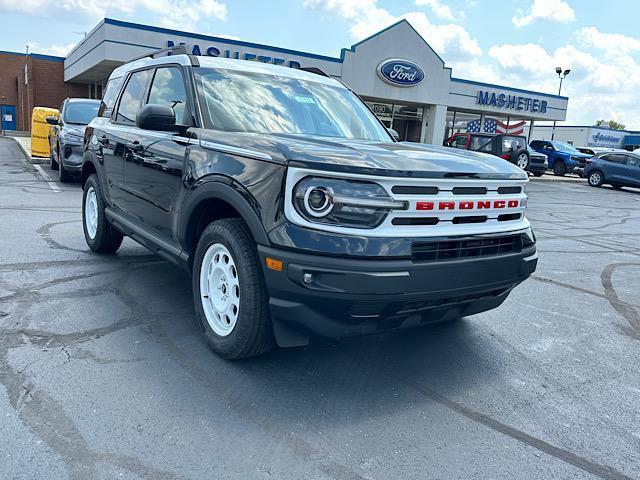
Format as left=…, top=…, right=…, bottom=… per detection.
left=179, top=178, right=270, bottom=250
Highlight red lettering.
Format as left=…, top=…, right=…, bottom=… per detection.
left=439, top=201, right=455, bottom=210
left=416, top=201, right=434, bottom=211
left=507, top=200, right=519, bottom=208
left=494, top=200, right=506, bottom=209
left=460, top=201, right=474, bottom=210
left=477, top=200, right=491, bottom=209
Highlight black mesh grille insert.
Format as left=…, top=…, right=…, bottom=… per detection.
left=411, top=234, right=523, bottom=262
left=498, top=213, right=521, bottom=222
left=392, top=217, right=439, bottom=226
left=497, top=186, right=522, bottom=194
left=391, top=186, right=439, bottom=195
left=452, top=216, right=487, bottom=224
left=452, top=187, right=487, bottom=195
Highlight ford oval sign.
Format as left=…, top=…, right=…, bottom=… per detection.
left=377, top=59, right=424, bottom=87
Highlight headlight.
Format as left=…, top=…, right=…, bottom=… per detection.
left=293, top=176, right=406, bottom=229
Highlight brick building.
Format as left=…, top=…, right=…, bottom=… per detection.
left=0, top=51, right=89, bottom=132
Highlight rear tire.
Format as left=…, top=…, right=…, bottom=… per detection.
left=553, top=161, right=567, bottom=176
left=587, top=170, right=604, bottom=187
left=192, top=218, right=274, bottom=359
left=82, top=174, right=123, bottom=253
left=532, top=171, right=544, bottom=177
left=513, top=149, right=530, bottom=170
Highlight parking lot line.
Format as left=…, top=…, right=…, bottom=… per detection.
left=33, top=164, right=61, bottom=193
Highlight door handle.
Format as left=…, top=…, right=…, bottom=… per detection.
left=98, top=135, right=109, bottom=146
left=126, top=141, right=143, bottom=152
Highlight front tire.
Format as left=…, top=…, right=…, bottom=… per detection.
left=553, top=161, right=567, bottom=176
left=59, top=155, right=72, bottom=183
left=192, top=218, right=274, bottom=359
left=49, top=140, right=58, bottom=170
left=587, top=170, right=604, bottom=187
left=82, top=174, right=123, bottom=253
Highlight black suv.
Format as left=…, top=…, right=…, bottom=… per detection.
left=81, top=48, right=537, bottom=359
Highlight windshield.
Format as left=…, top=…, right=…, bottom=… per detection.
left=195, top=68, right=391, bottom=142
left=551, top=141, right=579, bottom=153
left=64, top=101, right=100, bottom=125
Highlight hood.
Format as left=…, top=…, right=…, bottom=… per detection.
left=62, top=124, right=87, bottom=137
left=196, top=130, right=528, bottom=180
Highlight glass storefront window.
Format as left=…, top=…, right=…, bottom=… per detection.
left=365, top=101, right=424, bottom=143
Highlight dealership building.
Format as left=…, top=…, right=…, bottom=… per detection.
left=2, top=17, right=570, bottom=144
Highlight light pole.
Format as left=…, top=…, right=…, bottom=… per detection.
left=551, top=66, right=570, bottom=140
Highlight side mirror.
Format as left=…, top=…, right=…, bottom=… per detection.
left=136, top=104, right=176, bottom=131
left=387, top=128, right=400, bottom=141
left=45, top=116, right=59, bottom=125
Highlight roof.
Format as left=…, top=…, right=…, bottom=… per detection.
left=108, top=53, right=343, bottom=87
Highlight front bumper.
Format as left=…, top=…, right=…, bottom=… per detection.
left=529, top=158, right=548, bottom=173
left=61, top=142, right=83, bottom=172
left=258, top=238, right=537, bottom=346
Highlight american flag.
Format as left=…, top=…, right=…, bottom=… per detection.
left=467, top=118, right=526, bottom=135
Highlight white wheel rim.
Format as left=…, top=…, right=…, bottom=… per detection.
left=590, top=172, right=601, bottom=185
left=199, top=243, right=240, bottom=336
left=84, top=186, right=98, bottom=239
left=517, top=154, right=528, bottom=169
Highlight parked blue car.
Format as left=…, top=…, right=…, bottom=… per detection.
left=529, top=140, right=592, bottom=176
left=584, top=151, right=640, bottom=190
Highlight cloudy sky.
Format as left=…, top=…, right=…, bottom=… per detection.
left=1, top=0, right=638, bottom=129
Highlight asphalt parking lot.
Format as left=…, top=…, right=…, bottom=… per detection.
left=1, top=136, right=639, bottom=480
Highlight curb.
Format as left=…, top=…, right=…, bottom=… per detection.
left=4, top=136, right=48, bottom=165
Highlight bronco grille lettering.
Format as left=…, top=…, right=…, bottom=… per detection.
left=416, top=199, right=522, bottom=211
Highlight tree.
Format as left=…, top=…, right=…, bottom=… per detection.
left=594, top=119, right=626, bottom=130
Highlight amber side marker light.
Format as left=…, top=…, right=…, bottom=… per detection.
left=266, top=257, right=283, bottom=272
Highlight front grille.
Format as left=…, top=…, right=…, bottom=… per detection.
left=411, top=234, right=523, bottom=262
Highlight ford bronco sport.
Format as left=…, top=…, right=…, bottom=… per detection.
left=81, top=47, right=537, bottom=359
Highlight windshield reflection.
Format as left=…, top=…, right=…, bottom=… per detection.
left=195, top=68, right=390, bottom=142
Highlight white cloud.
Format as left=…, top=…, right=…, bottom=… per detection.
left=512, top=0, right=575, bottom=27
left=303, top=0, right=481, bottom=60
left=0, top=0, right=227, bottom=25
left=576, top=26, right=640, bottom=55
left=414, top=0, right=458, bottom=22
left=487, top=41, right=640, bottom=129
left=27, top=42, right=77, bottom=57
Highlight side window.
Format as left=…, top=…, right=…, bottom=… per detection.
left=452, top=135, right=467, bottom=149
left=115, top=70, right=152, bottom=125
left=603, top=154, right=626, bottom=164
left=99, top=76, right=124, bottom=118
left=147, top=67, right=189, bottom=125
left=469, top=136, right=485, bottom=150
left=627, top=155, right=640, bottom=167
left=478, top=139, right=493, bottom=153
left=502, top=136, right=524, bottom=152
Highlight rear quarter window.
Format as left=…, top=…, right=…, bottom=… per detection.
left=99, top=76, right=124, bottom=118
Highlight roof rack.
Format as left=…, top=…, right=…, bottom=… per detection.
left=300, top=67, right=330, bottom=77
left=129, top=44, right=199, bottom=64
